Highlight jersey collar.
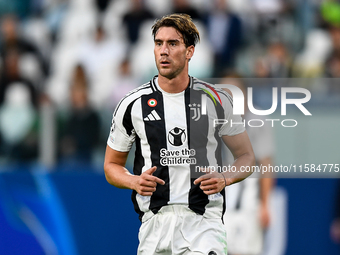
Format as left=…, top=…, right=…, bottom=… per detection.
left=151, top=75, right=193, bottom=93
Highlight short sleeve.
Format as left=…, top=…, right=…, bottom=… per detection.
left=107, top=103, right=135, bottom=152
left=218, top=92, right=245, bottom=137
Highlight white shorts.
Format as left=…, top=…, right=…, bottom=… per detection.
left=137, top=205, right=227, bottom=255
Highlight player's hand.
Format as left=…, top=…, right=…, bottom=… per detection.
left=134, top=166, right=165, bottom=196
left=194, top=171, right=226, bottom=195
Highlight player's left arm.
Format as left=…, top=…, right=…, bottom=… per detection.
left=194, top=131, right=255, bottom=195
left=221, top=130, right=255, bottom=185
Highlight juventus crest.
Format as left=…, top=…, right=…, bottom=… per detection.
left=188, top=103, right=201, bottom=121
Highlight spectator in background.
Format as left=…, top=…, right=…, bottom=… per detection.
left=205, top=0, right=243, bottom=77
left=0, top=14, right=48, bottom=78
left=254, top=41, right=292, bottom=78
left=77, top=23, right=126, bottom=109
left=172, top=0, right=203, bottom=22
left=317, top=24, right=340, bottom=93
left=108, top=58, right=140, bottom=110
left=254, top=57, right=271, bottom=78
left=0, top=48, right=38, bottom=107
left=122, top=0, right=154, bottom=46
left=292, top=28, right=332, bottom=78
left=58, top=65, right=100, bottom=166
left=325, top=51, right=340, bottom=81
left=328, top=26, right=340, bottom=55
left=251, top=0, right=293, bottom=44
left=0, top=82, right=38, bottom=163
left=250, top=41, right=292, bottom=114
left=0, top=41, right=39, bottom=163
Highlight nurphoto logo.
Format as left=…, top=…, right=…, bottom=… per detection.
left=201, top=85, right=312, bottom=128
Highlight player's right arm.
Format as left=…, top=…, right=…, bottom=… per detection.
left=104, top=146, right=165, bottom=196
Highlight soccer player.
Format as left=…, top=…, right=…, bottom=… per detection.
left=220, top=75, right=275, bottom=255
left=104, top=14, right=255, bottom=255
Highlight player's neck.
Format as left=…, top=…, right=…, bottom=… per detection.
left=158, top=72, right=190, bottom=93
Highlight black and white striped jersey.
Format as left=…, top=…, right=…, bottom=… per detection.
left=107, top=75, right=245, bottom=221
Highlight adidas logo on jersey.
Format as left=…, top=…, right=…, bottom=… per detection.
left=144, top=110, right=161, bottom=121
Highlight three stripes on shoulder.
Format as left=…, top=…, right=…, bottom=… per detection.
left=144, top=110, right=161, bottom=121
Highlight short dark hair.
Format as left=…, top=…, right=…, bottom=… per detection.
left=151, top=13, right=200, bottom=48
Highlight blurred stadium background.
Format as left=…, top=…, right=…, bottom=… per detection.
left=0, top=0, right=339, bottom=254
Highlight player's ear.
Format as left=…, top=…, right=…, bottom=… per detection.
left=186, top=45, right=194, bottom=60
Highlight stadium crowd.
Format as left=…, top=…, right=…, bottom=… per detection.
left=0, top=0, right=339, bottom=167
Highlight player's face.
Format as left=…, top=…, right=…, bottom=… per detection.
left=154, top=26, right=194, bottom=79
